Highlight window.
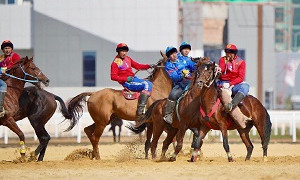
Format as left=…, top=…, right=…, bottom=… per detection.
left=83, top=51, right=96, bottom=87
left=275, top=8, right=284, bottom=23
left=8, top=0, right=15, bottom=4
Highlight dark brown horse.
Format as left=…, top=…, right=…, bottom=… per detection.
left=128, top=58, right=210, bottom=160
left=66, top=58, right=172, bottom=160
left=130, top=60, right=272, bottom=162
left=16, top=86, right=72, bottom=161
left=189, top=60, right=272, bottom=162
left=0, top=57, right=49, bottom=157
left=108, top=115, right=123, bottom=143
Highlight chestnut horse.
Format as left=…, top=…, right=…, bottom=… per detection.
left=66, top=58, right=172, bottom=159
left=128, top=58, right=210, bottom=160
left=189, top=60, right=272, bottom=162
left=16, top=86, right=72, bottom=161
left=130, top=60, right=272, bottom=162
left=0, top=57, right=49, bottom=157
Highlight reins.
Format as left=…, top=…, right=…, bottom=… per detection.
left=5, top=64, right=41, bottom=83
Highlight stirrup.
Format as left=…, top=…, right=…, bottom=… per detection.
left=0, top=108, right=5, bottom=118
left=163, top=114, right=173, bottom=124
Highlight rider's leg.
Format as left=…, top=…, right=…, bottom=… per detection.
left=224, top=82, right=249, bottom=112
left=0, top=79, right=7, bottom=117
left=163, top=85, right=182, bottom=124
left=136, top=80, right=152, bottom=116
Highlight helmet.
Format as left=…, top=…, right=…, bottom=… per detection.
left=165, top=46, right=177, bottom=57
left=224, top=44, right=238, bottom=54
left=1, top=40, right=13, bottom=50
left=179, top=41, right=191, bottom=52
left=116, top=43, right=129, bottom=52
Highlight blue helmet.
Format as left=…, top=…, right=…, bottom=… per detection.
left=165, top=46, right=177, bottom=57
left=179, top=41, right=191, bottom=52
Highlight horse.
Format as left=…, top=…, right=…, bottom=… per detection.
left=66, top=57, right=172, bottom=160
left=0, top=57, right=49, bottom=158
left=108, top=115, right=123, bottom=143
left=187, top=60, right=272, bottom=162
left=16, top=86, right=72, bottom=161
left=128, top=57, right=210, bottom=160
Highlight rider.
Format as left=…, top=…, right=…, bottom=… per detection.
left=218, top=44, right=250, bottom=127
left=163, top=44, right=195, bottom=124
left=110, top=43, right=154, bottom=117
left=0, top=40, right=21, bottom=117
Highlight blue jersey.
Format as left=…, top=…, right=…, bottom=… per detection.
left=165, top=53, right=195, bottom=84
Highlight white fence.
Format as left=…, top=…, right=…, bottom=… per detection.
left=0, top=110, right=299, bottom=144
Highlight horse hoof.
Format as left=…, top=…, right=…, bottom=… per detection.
left=228, top=157, right=233, bottom=162
left=263, top=156, right=268, bottom=162
left=28, top=151, right=37, bottom=162
left=188, top=156, right=197, bottom=162
left=159, top=156, right=168, bottom=162
left=169, top=157, right=176, bottom=162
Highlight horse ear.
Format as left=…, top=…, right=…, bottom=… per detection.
left=160, top=51, right=167, bottom=61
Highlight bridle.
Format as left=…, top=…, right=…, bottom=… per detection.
left=194, top=62, right=219, bottom=89
left=5, top=64, right=41, bottom=83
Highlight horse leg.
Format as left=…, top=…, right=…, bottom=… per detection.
left=169, top=128, right=186, bottom=162
left=160, top=127, right=178, bottom=161
left=150, top=123, right=165, bottom=160
left=84, top=123, right=98, bottom=159
left=190, top=126, right=209, bottom=162
left=111, top=126, right=116, bottom=143
left=2, top=117, right=26, bottom=157
left=32, top=126, right=51, bottom=161
left=118, top=125, right=121, bottom=143
left=237, top=125, right=254, bottom=161
left=220, top=128, right=233, bottom=162
left=145, top=124, right=153, bottom=159
left=90, top=123, right=106, bottom=160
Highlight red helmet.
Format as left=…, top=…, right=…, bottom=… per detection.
left=224, top=44, right=238, bottom=54
left=1, top=40, right=14, bottom=50
left=116, top=43, right=129, bottom=52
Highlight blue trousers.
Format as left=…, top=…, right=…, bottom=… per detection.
left=0, top=79, right=7, bottom=92
left=217, top=80, right=249, bottom=96
left=122, top=77, right=153, bottom=94
left=168, top=79, right=191, bottom=101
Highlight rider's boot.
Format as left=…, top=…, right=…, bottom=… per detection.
left=163, top=99, right=176, bottom=124
left=0, top=91, right=6, bottom=118
left=223, top=91, right=251, bottom=129
left=136, top=92, right=150, bottom=118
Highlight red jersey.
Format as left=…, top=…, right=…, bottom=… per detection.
left=110, top=55, right=150, bottom=84
left=219, top=55, right=246, bottom=86
left=0, top=52, right=21, bottom=69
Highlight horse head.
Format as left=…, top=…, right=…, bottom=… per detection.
left=6, top=56, right=50, bottom=87
left=192, top=57, right=218, bottom=89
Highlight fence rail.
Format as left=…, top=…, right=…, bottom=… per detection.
left=0, top=110, right=299, bottom=144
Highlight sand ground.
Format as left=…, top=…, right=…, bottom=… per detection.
left=0, top=137, right=299, bottom=180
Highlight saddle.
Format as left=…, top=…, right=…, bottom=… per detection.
left=121, top=89, right=140, bottom=100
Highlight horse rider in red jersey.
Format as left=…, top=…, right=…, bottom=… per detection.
left=0, top=40, right=21, bottom=117
left=110, top=43, right=155, bottom=118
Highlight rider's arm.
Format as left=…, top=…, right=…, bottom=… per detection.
left=229, top=61, right=245, bottom=86
left=218, top=57, right=226, bottom=74
left=130, top=57, right=150, bottom=70
left=165, top=62, right=183, bottom=82
left=110, top=63, right=128, bottom=83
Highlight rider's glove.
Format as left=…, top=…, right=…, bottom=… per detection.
left=127, top=76, right=133, bottom=83
left=182, top=69, right=190, bottom=78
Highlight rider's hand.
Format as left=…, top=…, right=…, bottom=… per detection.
left=222, top=82, right=230, bottom=89
left=1, top=67, right=7, bottom=74
left=182, top=69, right=190, bottom=78
left=149, top=64, right=156, bottom=69
left=127, top=76, right=133, bottom=82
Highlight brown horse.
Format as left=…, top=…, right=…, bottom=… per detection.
left=130, top=60, right=272, bottom=162
left=66, top=58, right=172, bottom=159
left=189, top=60, right=272, bottom=162
left=128, top=58, right=210, bottom=160
left=0, top=57, right=49, bottom=157
left=16, top=86, right=72, bottom=161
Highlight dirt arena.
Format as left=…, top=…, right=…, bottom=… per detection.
left=0, top=137, right=299, bottom=180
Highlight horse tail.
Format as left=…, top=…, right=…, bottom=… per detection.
left=127, top=99, right=163, bottom=134
left=54, top=95, right=73, bottom=120
left=65, top=92, right=93, bottom=131
left=263, top=108, right=272, bottom=149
